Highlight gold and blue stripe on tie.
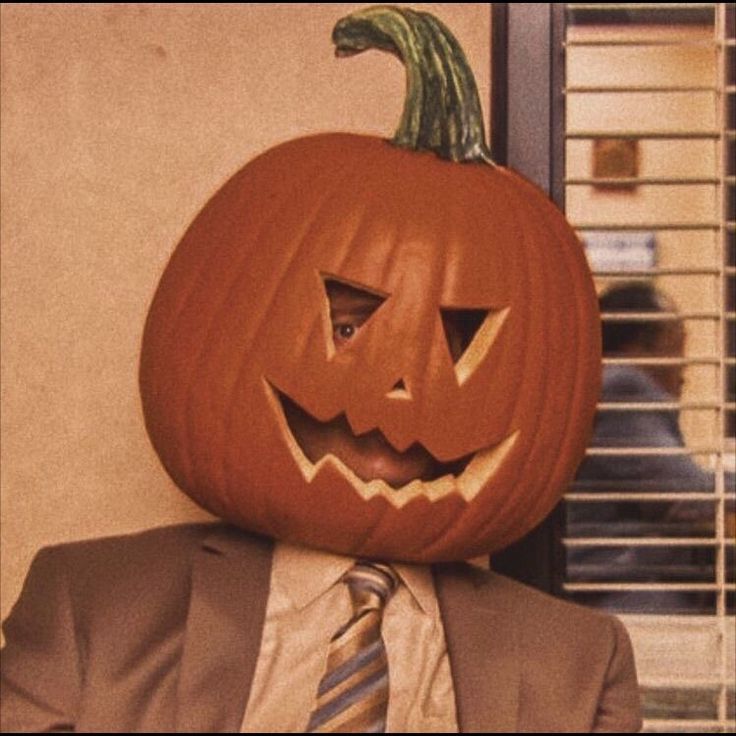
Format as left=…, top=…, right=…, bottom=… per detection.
left=306, top=561, right=399, bottom=733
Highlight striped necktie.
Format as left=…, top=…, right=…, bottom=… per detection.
left=306, top=561, right=399, bottom=733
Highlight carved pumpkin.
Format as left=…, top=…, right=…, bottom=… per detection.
left=139, top=7, right=601, bottom=562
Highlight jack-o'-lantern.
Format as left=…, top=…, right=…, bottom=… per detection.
left=139, top=6, right=601, bottom=562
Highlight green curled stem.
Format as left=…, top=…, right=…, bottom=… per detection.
left=332, top=5, right=495, bottom=165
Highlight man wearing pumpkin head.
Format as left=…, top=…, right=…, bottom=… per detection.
left=0, top=7, right=642, bottom=733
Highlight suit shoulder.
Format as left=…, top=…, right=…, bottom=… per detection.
left=491, top=570, right=605, bottom=616
left=15, top=523, right=272, bottom=634
left=435, top=564, right=641, bottom=731
left=40, top=522, right=220, bottom=569
left=439, top=562, right=623, bottom=640
left=28, top=522, right=266, bottom=604
left=491, top=569, right=623, bottom=637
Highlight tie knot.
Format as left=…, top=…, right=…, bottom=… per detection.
left=343, top=561, right=398, bottom=613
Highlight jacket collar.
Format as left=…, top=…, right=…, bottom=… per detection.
left=175, top=528, right=519, bottom=733
left=434, top=562, right=521, bottom=733
left=174, top=526, right=274, bottom=733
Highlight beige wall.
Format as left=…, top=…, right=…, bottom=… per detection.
left=0, top=3, right=491, bottom=620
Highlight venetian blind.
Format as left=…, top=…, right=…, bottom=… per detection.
left=562, top=3, right=735, bottom=731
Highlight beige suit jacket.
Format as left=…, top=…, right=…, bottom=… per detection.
left=0, top=523, right=642, bottom=733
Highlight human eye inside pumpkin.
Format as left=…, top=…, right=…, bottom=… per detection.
left=333, top=319, right=360, bottom=346
left=322, top=276, right=387, bottom=352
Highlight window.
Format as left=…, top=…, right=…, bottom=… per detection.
left=490, top=4, right=734, bottom=730
left=562, top=3, right=735, bottom=730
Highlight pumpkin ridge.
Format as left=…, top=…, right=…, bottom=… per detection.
left=534, top=197, right=600, bottom=511
left=468, top=175, right=549, bottom=550
left=141, top=171, right=267, bottom=493
left=511, top=184, right=571, bottom=543
left=475, top=172, right=531, bottom=441
left=324, top=140, right=405, bottom=290
left=479, top=172, right=595, bottom=549
left=533, top=197, right=589, bottom=524
left=501, top=169, right=600, bottom=511
left=521, top=194, right=575, bottom=534
left=180, top=168, right=320, bottom=503
left=220, top=151, right=366, bottom=512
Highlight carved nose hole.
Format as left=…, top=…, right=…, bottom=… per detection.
left=386, top=378, right=412, bottom=400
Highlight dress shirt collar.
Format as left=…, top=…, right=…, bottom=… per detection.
left=273, top=542, right=437, bottom=616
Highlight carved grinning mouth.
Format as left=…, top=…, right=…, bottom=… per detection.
left=263, top=379, right=519, bottom=509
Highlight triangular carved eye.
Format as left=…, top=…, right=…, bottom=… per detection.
left=440, top=306, right=510, bottom=385
left=322, top=275, right=387, bottom=355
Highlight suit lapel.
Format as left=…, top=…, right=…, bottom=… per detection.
left=175, top=527, right=273, bottom=733
left=434, top=563, right=521, bottom=733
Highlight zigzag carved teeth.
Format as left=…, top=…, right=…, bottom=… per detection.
left=263, top=379, right=518, bottom=507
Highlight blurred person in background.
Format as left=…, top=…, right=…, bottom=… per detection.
left=567, top=282, right=734, bottom=613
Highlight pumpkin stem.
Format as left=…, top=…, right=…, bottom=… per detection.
left=332, top=5, right=495, bottom=165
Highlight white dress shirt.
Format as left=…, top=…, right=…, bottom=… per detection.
left=240, top=542, right=458, bottom=732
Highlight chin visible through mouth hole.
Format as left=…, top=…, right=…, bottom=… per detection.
left=276, top=388, right=475, bottom=488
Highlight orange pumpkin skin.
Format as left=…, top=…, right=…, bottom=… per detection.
left=140, top=131, right=600, bottom=563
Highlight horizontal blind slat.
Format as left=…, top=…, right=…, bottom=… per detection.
left=565, top=39, right=720, bottom=46
left=563, top=582, right=736, bottom=591
left=567, top=131, right=721, bottom=139
left=585, top=446, right=722, bottom=455
left=595, top=401, right=735, bottom=410
left=566, top=85, right=718, bottom=92
left=567, top=177, right=724, bottom=185
left=566, top=492, right=728, bottom=501
left=574, top=223, right=722, bottom=230
left=564, top=538, right=727, bottom=547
